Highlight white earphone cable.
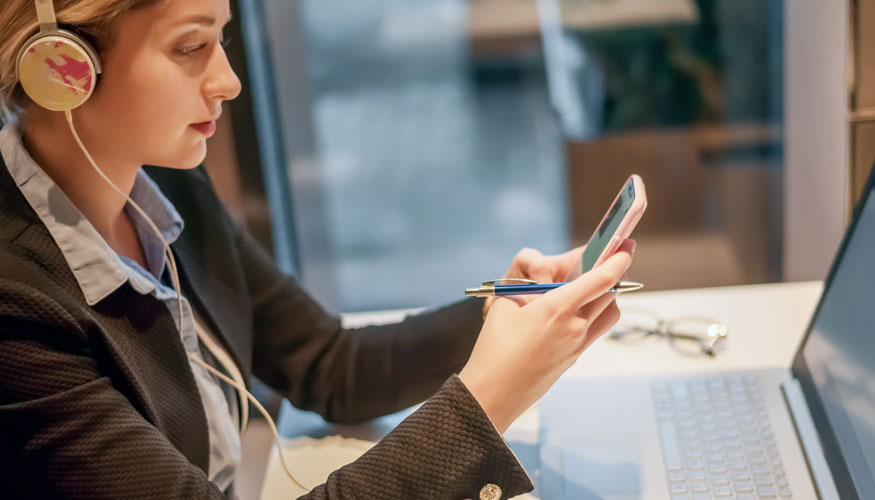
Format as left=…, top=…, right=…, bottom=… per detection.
left=193, top=318, right=249, bottom=435
left=188, top=355, right=308, bottom=491
left=64, top=110, right=309, bottom=492
left=64, top=110, right=186, bottom=331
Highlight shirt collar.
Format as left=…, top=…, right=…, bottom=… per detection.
left=0, top=122, right=184, bottom=305
left=125, top=167, right=185, bottom=277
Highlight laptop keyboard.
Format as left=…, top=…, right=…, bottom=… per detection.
left=652, top=375, right=793, bottom=499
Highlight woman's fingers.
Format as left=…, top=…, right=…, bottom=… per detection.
left=576, top=290, right=616, bottom=321
left=564, top=292, right=616, bottom=340
left=541, top=239, right=636, bottom=312
left=580, top=299, right=622, bottom=349
left=494, top=294, right=529, bottom=308
left=511, top=247, right=553, bottom=284
left=553, top=245, right=585, bottom=278
left=511, top=245, right=586, bottom=285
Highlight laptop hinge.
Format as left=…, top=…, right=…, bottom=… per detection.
left=780, top=379, right=841, bottom=500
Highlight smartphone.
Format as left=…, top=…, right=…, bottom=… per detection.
left=565, top=174, right=647, bottom=281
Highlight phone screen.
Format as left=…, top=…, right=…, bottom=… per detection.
left=579, top=178, right=636, bottom=273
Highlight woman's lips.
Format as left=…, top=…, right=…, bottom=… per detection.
left=190, top=120, right=217, bottom=138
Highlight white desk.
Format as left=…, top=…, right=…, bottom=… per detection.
left=260, top=281, right=823, bottom=499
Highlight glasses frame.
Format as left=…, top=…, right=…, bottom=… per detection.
left=609, top=308, right=729, bottom=357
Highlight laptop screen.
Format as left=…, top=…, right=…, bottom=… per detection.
left=796, top=180, right=875, bottom=498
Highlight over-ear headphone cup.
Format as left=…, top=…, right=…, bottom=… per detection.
left=17, top=34, right=99, bottom=112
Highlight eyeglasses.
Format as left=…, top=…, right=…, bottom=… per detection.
left=608, top=307, right=729, bottom=357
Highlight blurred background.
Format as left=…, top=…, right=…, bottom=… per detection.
left=206, top=0, right=875, bottom=314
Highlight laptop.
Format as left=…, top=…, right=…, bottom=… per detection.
left=537, top=163, right=875, bottom=500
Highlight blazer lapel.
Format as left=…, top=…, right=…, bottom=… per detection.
left=173, top=242, right=253, bottom=383
left=91, top=287, right=211, bottom=472
left=0, top=159, right=212, bottom=471
left=0, top=154, right=37, bottom=242
left=144, top=164, right=254, bottom=383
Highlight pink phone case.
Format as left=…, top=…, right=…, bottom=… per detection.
left=566, top=174, right=647, bottom=281
left=591, top=174, right=647, bottom=268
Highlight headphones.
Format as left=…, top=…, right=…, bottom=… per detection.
left=15, top=0, right=102, bottom=111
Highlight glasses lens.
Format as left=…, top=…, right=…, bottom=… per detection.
left=666, top=317, right=729, bottom=356
left=609, top=309, right=662, bottom=342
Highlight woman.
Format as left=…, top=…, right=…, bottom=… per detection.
left=0, top=0, right=635, bottom=498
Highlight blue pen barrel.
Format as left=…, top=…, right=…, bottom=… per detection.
left=494, top=283, right=564, bottom=295
left=467, top=281, right=638, bottom=296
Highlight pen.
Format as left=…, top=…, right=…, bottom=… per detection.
left=465, top=279, right=644, bottom=297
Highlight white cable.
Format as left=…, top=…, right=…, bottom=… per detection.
left=64, top=110, right=186, bottom=336
left=64, top=110, right=310, bottom=493
left=189, top=355, right=310, bottom=491
left=194, top=318, right=249, bottom=435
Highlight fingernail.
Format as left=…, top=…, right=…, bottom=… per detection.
left=629, top=239, right=637, bottom=253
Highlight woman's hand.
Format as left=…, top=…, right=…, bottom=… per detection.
left=502, top=245, right=585, bottom=284
left=460, top=240, right=635, bottom=434
left=482, top=245, right=586, bottom=315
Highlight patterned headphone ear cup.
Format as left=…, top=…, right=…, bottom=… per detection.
left=17, top=33, right=99, bottom=112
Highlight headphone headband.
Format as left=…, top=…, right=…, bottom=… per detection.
left=34, top=0, right=57, bottom=31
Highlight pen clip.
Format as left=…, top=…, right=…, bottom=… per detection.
left=481, top=278, right=538, bottom=286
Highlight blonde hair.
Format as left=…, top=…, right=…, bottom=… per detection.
left=0, top=0, right=161, bottom=124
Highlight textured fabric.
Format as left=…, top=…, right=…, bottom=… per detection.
left=0, top=149, right=534, bottom=498
left=306, top=375, right=532, bottom=499
left=0, top=123, right=242, bottom=491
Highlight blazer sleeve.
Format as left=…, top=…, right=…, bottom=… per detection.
left=236, top=226, right=486, bottom=423
left=300, top=375, right=534, bottom=499
left=234, top=227, right=533, bottom=498
left=0, top=279, right=533, bottom=499
left=0, top=278, right=229, bottom=499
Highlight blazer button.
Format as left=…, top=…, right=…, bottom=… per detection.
left=480, top=483, right=502, bottom=500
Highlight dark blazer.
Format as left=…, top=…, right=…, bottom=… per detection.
left=0, top=156, right=532, bottom=499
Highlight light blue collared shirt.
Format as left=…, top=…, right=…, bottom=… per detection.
left=0, top=123, right=241, bottom=491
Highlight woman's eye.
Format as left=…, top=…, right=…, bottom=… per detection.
left=176, top=44, right=207, bottom=57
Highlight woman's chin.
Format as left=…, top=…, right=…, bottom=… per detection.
left=143, top=133, right=209, bottom=169
left=166, top=143, right=208, bottom=170
left=149, top=153, right=206, bottom=170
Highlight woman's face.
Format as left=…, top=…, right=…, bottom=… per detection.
left=76, top=0, right=241, bottom=169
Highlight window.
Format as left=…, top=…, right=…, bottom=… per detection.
left=247, top=0, right=785, bottom=312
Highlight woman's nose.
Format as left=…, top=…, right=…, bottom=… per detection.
left=204, top=45, right=242, bottom=102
